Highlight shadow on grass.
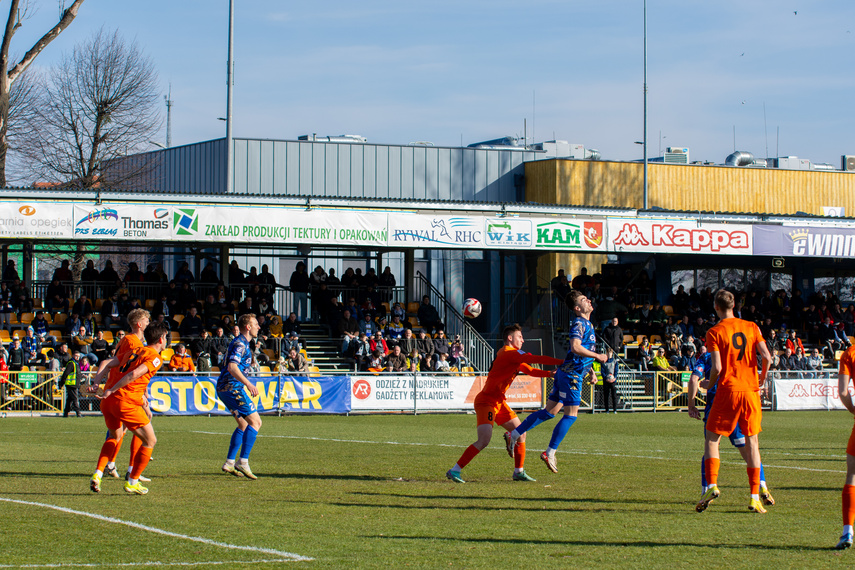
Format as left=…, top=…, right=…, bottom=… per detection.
left=280, top=498, right=668, bottom=514
left=260, top=473, right=393, bottom=482
left=349, top=491, right=666, bottom=506
left=368, top=535, right=836, bottom=551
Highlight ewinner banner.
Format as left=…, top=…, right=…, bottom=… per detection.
left=754, top=225, right=855, bottom=259
left=147, top=375, right=351, bottom=415
left=774, top=376, right=853, bottom=411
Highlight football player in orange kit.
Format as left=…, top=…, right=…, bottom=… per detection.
left=834, top=344, right=855, bottom=549
left=90, top=309, right=151, bottom=483
left=446, top=323, right=563, bottom=483
left=696, top=289, right=772, bottom=514
left=90, top=323, right=169, bottom=495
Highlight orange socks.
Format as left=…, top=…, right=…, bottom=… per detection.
left=128, top=435, right=143, bottom=466
left=514, top=441, right=526, bottom=469
left=109, top=433, right=125, bottom=462
left=96, top=438, right=119, bottom=473
left=456, top=445, right=480, bottom=469
left=844, top=484, right=855, bottom=526
left=705, top=458, right=720, bottom=485
left=130, top=446, right=153, bottom=480
left=747, top=467, right=761, bottom=495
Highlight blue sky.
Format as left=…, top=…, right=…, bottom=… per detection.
left=11, top=0, right=855, bottom=165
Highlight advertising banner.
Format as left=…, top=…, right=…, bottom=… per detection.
left=350, top=374, right=476, bottom=410
left=773, top=376, right=853, bottom=411
left=174, top=206, right=389, bottom=246
left=533, top=219, right=605, bottom=250
left=464, top=375, right=542, bottom=408
left=388, top=214, right=486, bottom=249
left=0, top=201, right=73, bottom=239
left=147, top=375, right=351, bottom=415
left=607, top=219, right=752, bottom=255
left=73, top=204, right=173, bottom=240
left=754, top=225, right=855, bottom=258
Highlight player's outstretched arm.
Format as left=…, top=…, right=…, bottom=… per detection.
left=518, top=362, right=555, bottom=379
left=839, top=373, right=855, bottom=415
left=92, top=356, right=119, bottom=384
left=517, top=352, right=564, bottom=367
left=570, top=338, right=607, bottom=364
left=98, top=365, right=149, bottom=399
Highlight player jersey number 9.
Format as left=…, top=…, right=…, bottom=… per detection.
left=119, top=353, right=140, bottom=373
left=731, top=332, right=747, bottom=361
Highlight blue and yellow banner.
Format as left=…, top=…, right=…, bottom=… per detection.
left=148, top=376, right=351, bottom=415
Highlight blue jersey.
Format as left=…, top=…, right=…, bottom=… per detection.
left=558, top=316, right=597, bottom=379
left=217, top=335, right=253, bottom=391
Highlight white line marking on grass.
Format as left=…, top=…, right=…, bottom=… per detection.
left=190, top=431, right=847, bottom=474
left=0, top=497, right=312, bottom=562
left=0, top=559, right=299, bottom=568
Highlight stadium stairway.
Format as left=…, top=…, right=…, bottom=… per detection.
left=299, top=323, right=357, bottom=373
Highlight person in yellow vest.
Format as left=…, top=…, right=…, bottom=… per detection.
left=168, top=343, right=196, bottom=373
left=60, top=350, right=82, bottom=417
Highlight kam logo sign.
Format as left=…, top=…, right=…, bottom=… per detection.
left=174, top=208, right=198, bottom=236
left=535, top=221, right=585, bottom=249
left=583, top=221, right=604, bottom=248
left=484, top=218, right=532, bottom=248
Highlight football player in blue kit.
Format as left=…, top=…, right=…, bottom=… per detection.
left=508, top=290, right=607, bottom=473
left=688, top=350, right=775, bottom=512
left=217, top=313, right=263, bottom=480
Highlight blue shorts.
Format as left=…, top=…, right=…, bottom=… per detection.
left=704, top=402, right=745, bottom=447
left=218, top=384, right=257, bottom=418
left=548, top=370, right=582, bottom=406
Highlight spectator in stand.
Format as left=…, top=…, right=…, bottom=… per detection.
left=123, top=261, right=144, bottom=284
left=0, top=282, right=13, bottom=331
left=71, top=325, right=97, bottom=365
left=268, top=314, right=283, bottom=338
left=3, top=259, right=20, bottom=282
left=417, top=295, right=444, bottom=335
left=551, top=269, right=570, bottom=301
left=286, top=347, right=309, bottom=374
left=358, top=312, right=377, bottom=337
left=323, top=268, right=339, bottom=285
left=258, top=264, right=276, bottom=288
left=168, top=343, right=196, bottom=372
left=360, top=294, right=379, bottom=320
left=282, top=312, right=301, bottom=337
left=793, top=346, right=808, bottom=372
left=98, top=260, right=119, bottom=292
left=650, top=347, right=676, bottom=371
left=256, top=297, right=273, bottom=316
left=805, top=303, right=822, bottom=341
left=179, top=306, right=205, bottom=339
left=363, top=267, right=379, bottom=290
left=100, top=293, right=122, bottom=330
left=174, top=262, right=195, bottom=284
left=677, top=315, right=693, bottom=340
left=367, top=349, right=385, bottom=373
left=54, top=341, right=72, bottom=368
left=450, top=335, right=468, bottom=369
left=693, top=316, right=709, bottom=341
left=7, top=337, right=25, bottom=371
left=369, top=331, right=389, bottom=356
left=417, top=330, right=435, bottom=360
left=385, top=316, right=406, bottom=343
left=52, top=259, right=73, bottom=282
left=22, top=327, right=42, bottom=366
left=593, top=287, right=628, bottom=330
left=378, top=266, right=396, bottom=302
left=390, top=302, right=406, bottom=323
left=352, top=333, right=371, bottom=371
left=571, top=267, right=592, bottom=291
left=210, top=281, right=230, bottom=305
left=108, top=331, right=124, bottom=358
left=779, top=347, right=798, bottom=372
left=31, top=312, right=55, bottom=347
left=191, top=330, right=214, bottom=365
left=65, top=313, right=82, bottom=338
left=310, top=265, right=327, bottom=288
left=203, top=294, right=225, bottom=328
left=228, top=260, right=244, bottom=285
left=399, top=328, right=417, bottom=355
left=177, top=282, right=196, bottom=313
left=627, top=301, right=652, bottom=336
left=678, top=344, right=697, bottom=372
left=200, top=263, right=219, bottom=284
left=637, top=337, right=652, bottom=371
left=340, top=267, right=358, bottom=288
left=433, top=330, right=450, bottom=359
left=91, top=330, right=110, bottom=363
left=385, top=344, right=407, bottom=372
left=434, top=351, right=451, bottom=372
left=600, top=348, right=619, bottom=413
left=81, top=311, right=97, bottom=337
left=602, top=317, right=623, bottom=354
left=807, top=347, right=824, bottom=374
left=325, top=297, right=344, bottom=330
left=819, top=317, right=845, bottom=358
left=765, top=328, right=782, bottom=355
left=236, top=295, right=255, bottom=317
left=785, top=329, right=804, bottom=354
left=210, top=327, right=228, bottom=364
left=843, top=304, right=855, bottom=336
left=670, top=284, right=690, bottom=316
left=342, top=296, right=361, bottom=321
left=13, top=281, right=32, bottom=314
left=338, top=309, right=359, bottom=355
left=148, top=263, right=168, bottom=284
left=663, top=316, right=680, bottom=340
left=290, top=261, right=310, bottom=321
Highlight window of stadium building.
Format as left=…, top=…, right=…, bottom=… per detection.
left=671, top=268, right=788, bottom=293
left=815, top=275, right=855, bottom=302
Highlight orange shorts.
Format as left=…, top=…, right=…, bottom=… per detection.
left=847, top=422, right=855, bottom=457
left=474, top=400, right=516, bottom=427
left=706, top=390, right=762, bottom=437
left=101, top=396, right=150, bottom=431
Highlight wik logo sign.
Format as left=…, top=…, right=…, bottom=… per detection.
left=484, top=219, right=532, bottom=248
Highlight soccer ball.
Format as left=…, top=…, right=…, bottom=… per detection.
left=463, top=298, right=482, bottom=319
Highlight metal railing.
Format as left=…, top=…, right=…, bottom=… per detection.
left=413, top=271, right=494, bottom=373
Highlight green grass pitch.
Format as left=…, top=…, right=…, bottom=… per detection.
left=0, top=410, right=852, bottom=568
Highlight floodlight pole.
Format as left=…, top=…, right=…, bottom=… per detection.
left=642, top=0, right=649, bottom=209
left=226, top=0, right=234, bottom=194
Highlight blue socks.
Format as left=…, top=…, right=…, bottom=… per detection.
left=240, top=426, right=258, bottom=460
left=227, top=428, right=244, bottom=461
left=548, top=415, right=577, bottom=450
left=516, top=409, right=556, bottom=435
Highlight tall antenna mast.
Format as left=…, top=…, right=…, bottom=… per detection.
left=164, top=84, right=173, bottom=148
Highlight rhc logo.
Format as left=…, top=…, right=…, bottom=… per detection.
left=174, top=208, right=198, bottom=236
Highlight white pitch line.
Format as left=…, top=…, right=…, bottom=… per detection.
left=0, top=498, right=312, bottom=562
left=0, top=560, right=299, bottom=568
left=190, top=431, right=847, bottom=474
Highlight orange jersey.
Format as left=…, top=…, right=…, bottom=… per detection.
left=169, top=353, right=196, bottom=372
left=474, top=346, right=563, bottom=405
left=105, top=334, right=144, bottom=389
left=839, top=346, right=855, bottom=378
left=705, top=318, right=764, bottom=394
left=112, top=346, right=163, bottom=405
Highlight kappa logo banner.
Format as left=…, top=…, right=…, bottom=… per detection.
left=608, top=219, right=752, bottom=255
left=147, top=376, right=351, bottom=415
left=774, top=376, right=853, bottom=411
